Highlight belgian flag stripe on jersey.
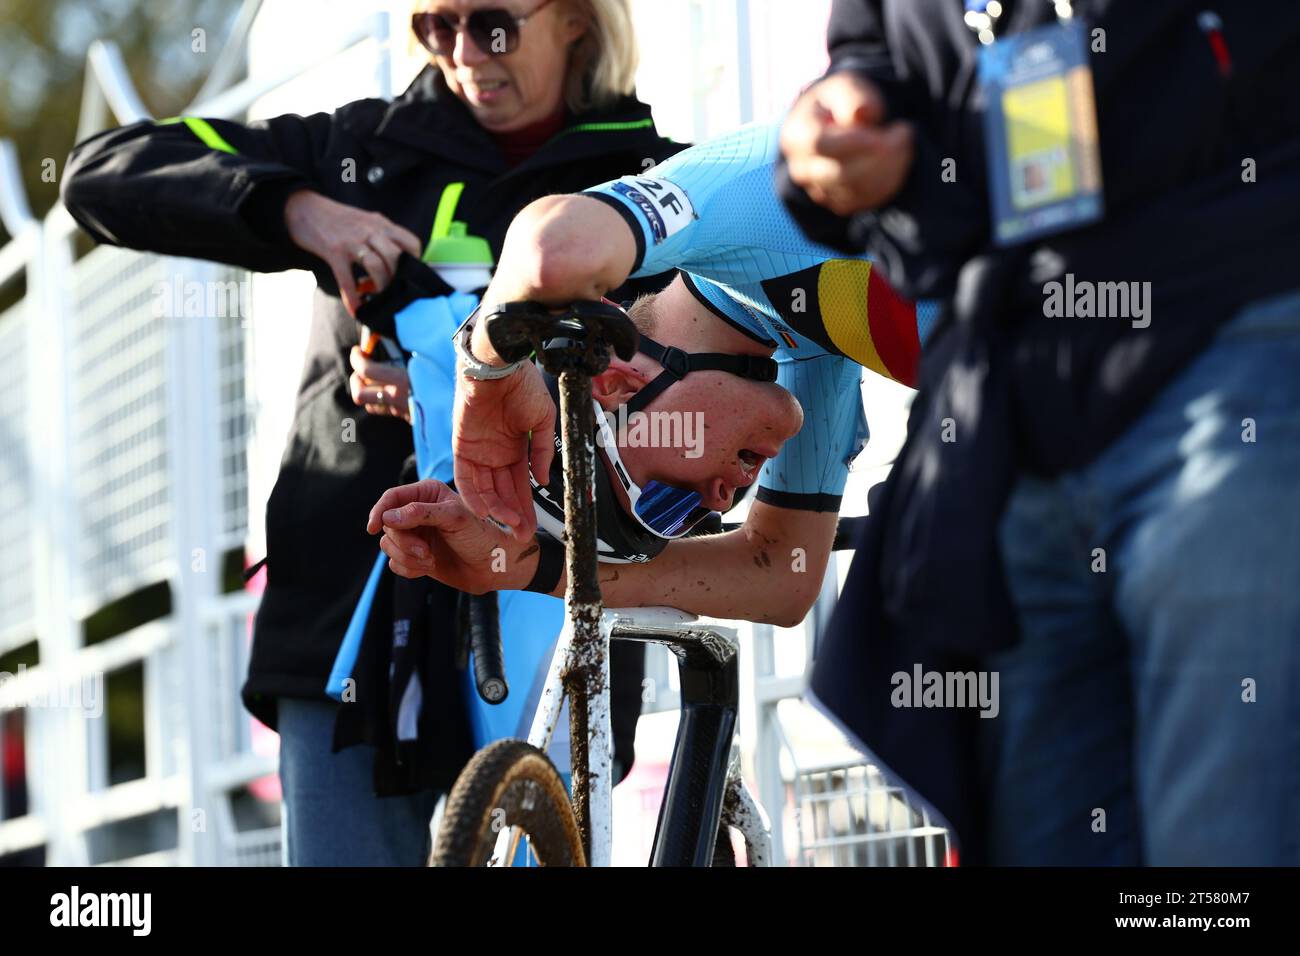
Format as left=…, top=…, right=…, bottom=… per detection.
left=761, top=260, right=920, bottom=387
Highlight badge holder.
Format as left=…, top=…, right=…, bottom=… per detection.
left=969, top=0, right=1104, bottom=246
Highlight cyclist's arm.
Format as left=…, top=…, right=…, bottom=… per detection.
left=470, top=125, right=786, bottom=366
left=468, top=195, right=638, bottom=365
left=538, top=501, right=838, bottom=628
left=372, top=483, right=835, bottom=626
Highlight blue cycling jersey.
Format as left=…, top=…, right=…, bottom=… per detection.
left=583, top=122, right=937, bottom=511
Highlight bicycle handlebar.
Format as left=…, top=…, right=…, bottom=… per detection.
left=467, top=592, right=508, bottom=704
left=483, top=299, right=638, bottom=373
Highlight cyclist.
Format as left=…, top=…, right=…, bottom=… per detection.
left=369, top=121, right=936, bottom=626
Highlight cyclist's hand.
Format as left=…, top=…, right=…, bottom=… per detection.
left=284, top=189, right=423, bottom=316
left=367, top=479, right=530, bottom=592
left=349, top=346, right=411, bottom=422
left=452, top=361, right=554, bottom=542
left=780, top=72, right=914, bottom=217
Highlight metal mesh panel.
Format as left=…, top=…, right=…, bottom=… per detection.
left=795, top=761, right=952, bottom=867
left=215, top=273, right=250, bottom=544
left=206, top=610, right=253, bottom=763
left=68, top=247, right=173, bottom=607
left=0, top=301, right=34, bottom=645
left=232, top=827, right=282, bottom=867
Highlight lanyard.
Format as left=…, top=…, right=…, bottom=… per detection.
left=964, top=0, right=1074, bottom=44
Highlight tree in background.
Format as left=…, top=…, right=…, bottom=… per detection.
left=0, top=0, right=243, bottom=245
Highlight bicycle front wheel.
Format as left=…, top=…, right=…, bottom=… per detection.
left=432, top=739, right=586, bottom=867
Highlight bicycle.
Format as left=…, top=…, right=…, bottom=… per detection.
left=430, top=300, right=775, bottom=867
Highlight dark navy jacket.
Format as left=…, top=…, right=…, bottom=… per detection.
left=779, top=0, right=1300, bottom=861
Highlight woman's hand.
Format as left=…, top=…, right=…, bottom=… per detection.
left=452, top=362, right=555, bottom=542
left=349, top=346, right=411, bottom=422
left=283, top=189, right=423, bottom=315
left=367, top=479, right=539, bottom=592
left=780, top=72, right=915, bottom=217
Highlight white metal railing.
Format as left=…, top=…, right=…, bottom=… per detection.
left=793, top=760, right=952, bottom=868
left=0, top=137, right=38, bottom=656
left=0, top=299, right=33, bottom=650
left=0, top=6, right=393, bottom=867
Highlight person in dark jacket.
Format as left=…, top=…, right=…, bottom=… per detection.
left=779, top=0, right=1300, bottom=865
left=62, top=0, right=682, bottom=866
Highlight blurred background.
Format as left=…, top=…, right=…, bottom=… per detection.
left=0, top=0, right=936, bottom=866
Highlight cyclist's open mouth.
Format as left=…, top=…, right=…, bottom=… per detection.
left=738, top=448, right=765, bottom=484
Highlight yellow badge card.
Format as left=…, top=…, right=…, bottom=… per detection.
left=980, top=20, right=1103, bottom=245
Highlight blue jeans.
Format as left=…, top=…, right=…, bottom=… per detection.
left=980, top=288, right=1300, bottom=865
left=278, top=698, right=441, bottom=866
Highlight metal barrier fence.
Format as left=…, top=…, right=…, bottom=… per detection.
left=0, top=8, right=392, bottom=867
left=793, top=760, right=953, bottom=868
left=0, top=235, right=283, bottom=864
left=0, top=296, right=33, bottom=645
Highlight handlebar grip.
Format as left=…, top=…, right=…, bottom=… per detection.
left=467, top=592, right=508, bottom=704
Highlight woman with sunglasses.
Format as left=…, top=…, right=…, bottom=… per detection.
left=62, top=0, right=681, bottom=866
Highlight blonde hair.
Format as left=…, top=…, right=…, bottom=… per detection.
left=626, top=292, right=658, bottom=336
left=561, top=0, right=639, bottom=113
left=409, top=0, right=639, bottom=114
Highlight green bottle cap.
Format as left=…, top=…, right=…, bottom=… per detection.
left=423, top=221, right=494, bottom=266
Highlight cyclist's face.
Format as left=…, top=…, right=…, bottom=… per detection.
left=607, top=371, right=804, bottom=513
left=429, top=0, right=584, bottom=132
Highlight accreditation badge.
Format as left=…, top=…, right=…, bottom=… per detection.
left=979, top=18, right=1103, bottom=246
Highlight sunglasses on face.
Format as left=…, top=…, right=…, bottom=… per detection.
left=593, top=403, right=714, bottom=540
left=412, top=0, right=557, bottom=57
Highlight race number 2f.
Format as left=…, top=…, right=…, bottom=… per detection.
left=610, top=176, right=696, bottom=243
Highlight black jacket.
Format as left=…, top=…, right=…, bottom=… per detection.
left=779, top=0, right=1300, bottom=860
left=62, top=66, right=684, bottom=735
left=781, top=0, right=1300, bottom=470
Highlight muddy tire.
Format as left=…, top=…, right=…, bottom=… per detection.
left=432, top=739, right=586, bottom=867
